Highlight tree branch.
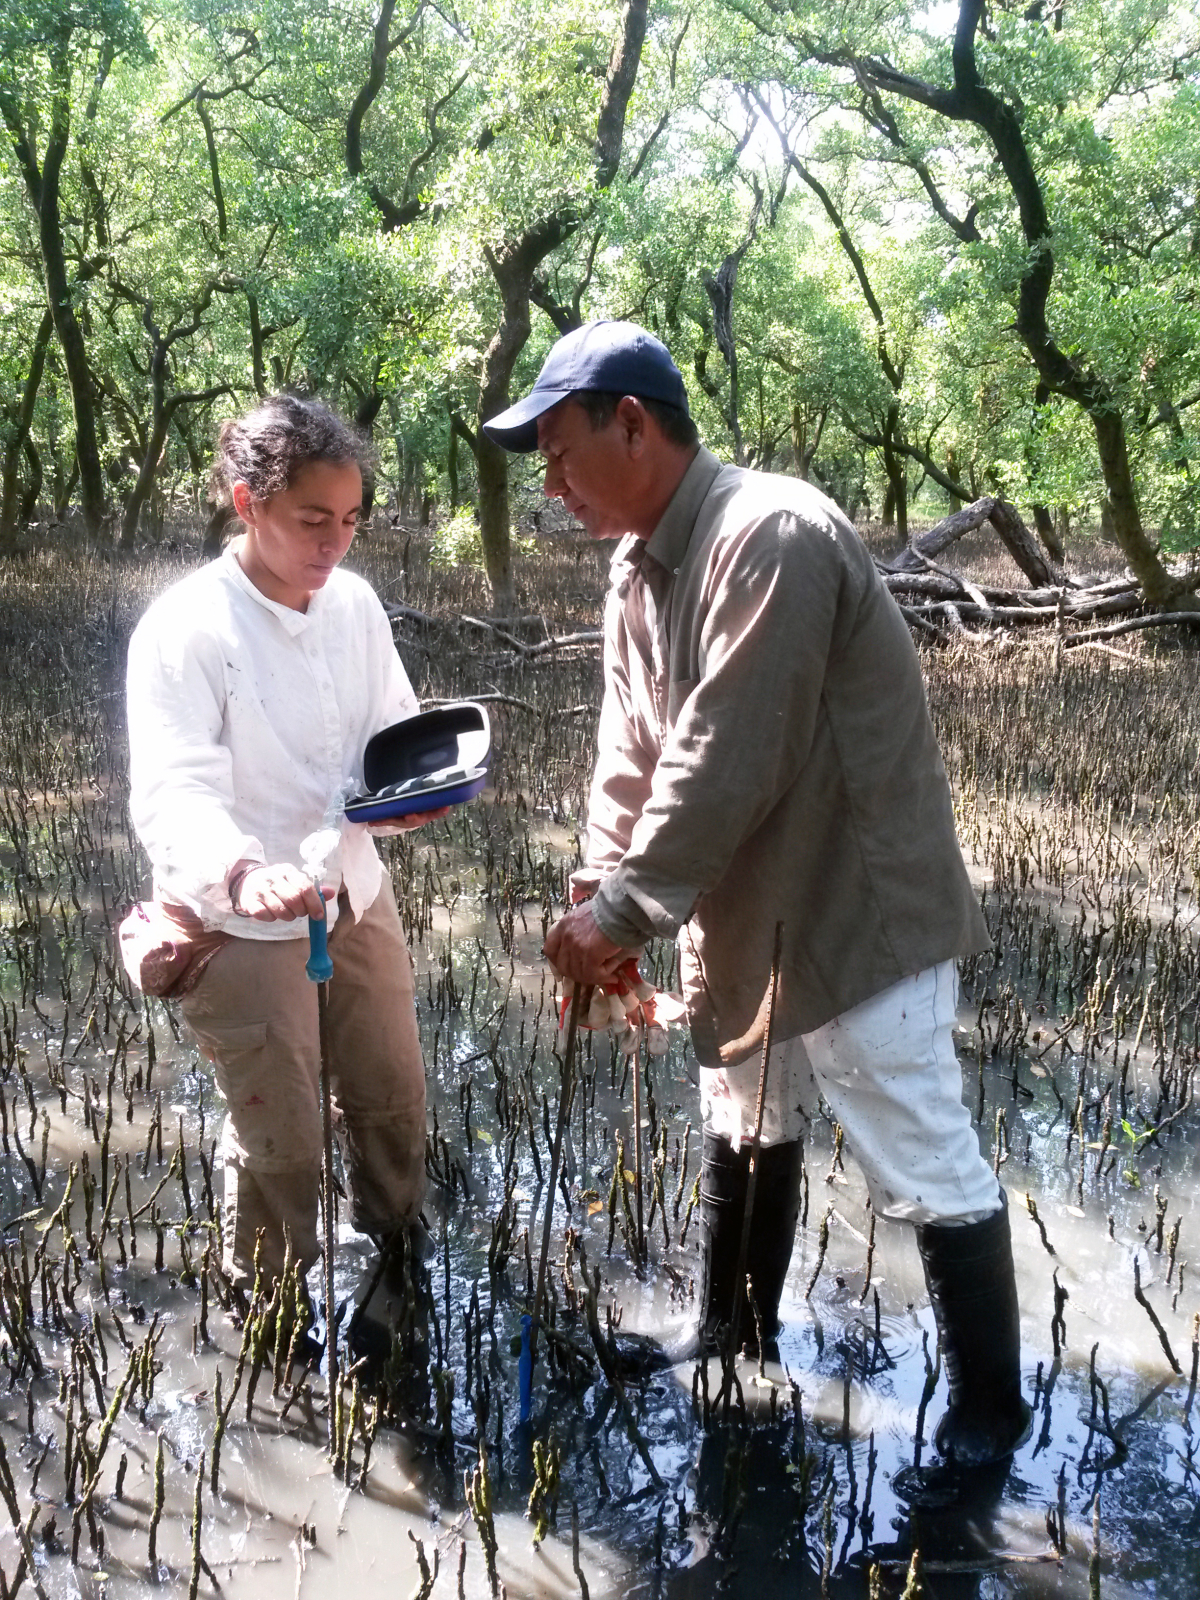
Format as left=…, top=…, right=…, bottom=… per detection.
left=449, top=410, right=478, bottom=455
left=844, top=422, right=968, bottom=501
left=163, top=383, right=235, bottom=419
left=160, top=61, right=270, bottom=123
left=595, top=0, right=649, bottom=187
left=346, top=0, right=434, bottom=232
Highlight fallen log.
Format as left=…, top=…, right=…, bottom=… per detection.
left=383, top=602, right=604, bottom=657
left=882, top=578, right=1145, bottom=623
left=890, top=584, right=1199, bottom=648
left=1062, top=612, right=1199, bottom=647
left=877, top=505, right=1200, bottom=644
left=382, top=600, right=440, bottom=628
left=463, top=615, right=602, bottom=656
left=883, top=496, right=1064, bottom=589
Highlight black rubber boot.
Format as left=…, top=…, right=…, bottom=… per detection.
left=667, top=1132, right=804, bottom=1362
left=894, top=1191, right=1032, bottom=1507
left=368, top=1215, right=434, bottom=1280
left=347, top=1219, right=433, bottom=1388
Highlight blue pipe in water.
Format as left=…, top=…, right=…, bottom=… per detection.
left=519, top=1313, right=533, bottom=1422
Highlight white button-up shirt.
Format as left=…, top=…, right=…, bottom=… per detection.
left=127, top=543, right=419, bottom=938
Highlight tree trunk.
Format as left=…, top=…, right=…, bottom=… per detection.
left=37, top=50, right=108, bottom=537
left=402, top=450, right=418, bottom=518
left=475, top=285, right=520, bottom=607
left=448, top=418, right=460, bottom=510
left=474, top=0, right=648, bottom=613
left=476, top=228, right=561, bottom=613
left=1032, top=503, right=1065, bottom=565
left=881, top=407, right=908, bottom=544
left=944, top=447, right=964, bottom=514
left=19, top=439, right=43, bottom=529
left=475, top=439, right=514, bottom=606
left=1, top=453, right=23, bottom=553
left=147, top=482, right=165, bottom=542
left=119, top=334, right=171, bottom=549
left=791, top=405, right=807, bottom=480
left=886, top=495, right=1056, bottom=587
left=0, top=308, right=54, bottom=553
left=701, top=202, right=765, bottom=467
left=1091, top=408, right=1191, bottom=605
left=202, top=502, right=234, bottom=556
left=247, top=290, right=268, bottom=398
left=120, top=414, right=169, bottom=548
left=987, top=497, right=1056, bottom=586
left=54, top=456, right=79, bottom=518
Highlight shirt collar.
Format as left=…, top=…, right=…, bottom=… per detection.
left=222, top=539, right=320, bottom=637
left=608, top=447, right=723, bottom=590
left=645, top=447, right=722, bottom=573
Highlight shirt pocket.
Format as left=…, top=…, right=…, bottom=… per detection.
left=667, top=677, right=699, bottom=726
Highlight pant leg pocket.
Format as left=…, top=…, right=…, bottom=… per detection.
left=183, top=1016, right=316, bottom=1171
left=185, top=1017, right=268, bottom=1067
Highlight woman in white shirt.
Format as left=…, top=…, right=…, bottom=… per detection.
left=127, top=394, right=442, bottom=1298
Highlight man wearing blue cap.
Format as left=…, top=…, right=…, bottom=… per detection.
left=484, top=321, right=1030, bottom=1497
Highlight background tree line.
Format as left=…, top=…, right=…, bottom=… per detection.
left=1, top=0, right=1197, bottom=611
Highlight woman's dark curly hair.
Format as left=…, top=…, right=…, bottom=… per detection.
left=209, top=394, right=374, bottom=507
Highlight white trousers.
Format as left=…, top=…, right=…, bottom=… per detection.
left=699, top=962, right=999, bottom=1225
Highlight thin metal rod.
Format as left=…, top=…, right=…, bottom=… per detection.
left=631, top=1041, right=645, bottom=1264
left=531, top=983, right=587, bottom=1364
left=318, top=979, right=339, bottom=1459
left=723, top=921, right=784, bottom=1417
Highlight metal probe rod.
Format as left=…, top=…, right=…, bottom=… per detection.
left=531, top=983, right=587, bottom=1365
left=306, top=891, right=338, bottom=1461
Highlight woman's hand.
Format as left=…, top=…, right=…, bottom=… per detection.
left=233, top=864, right=333, bottom=922
left=364, top=806, right=452, bottom=836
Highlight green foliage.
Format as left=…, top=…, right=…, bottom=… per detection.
left=430, top=508, right=485, bottom=570
left=0, top=0, right=1197, bottom=554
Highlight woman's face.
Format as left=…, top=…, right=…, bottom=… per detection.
left=232, top=459, right=362, bottom=611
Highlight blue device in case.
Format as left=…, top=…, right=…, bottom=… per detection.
left=344, top=702, right=491, bottom=823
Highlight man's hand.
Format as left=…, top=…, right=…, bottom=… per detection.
left=543, top=902, right=636, bottom=986
left=233, top=864, right=333, bottom=922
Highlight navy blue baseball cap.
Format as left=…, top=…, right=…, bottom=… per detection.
left=482, top=320, right=689, bottom=452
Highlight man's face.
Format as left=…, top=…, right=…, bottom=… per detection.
left=537, top=400, right=638, bottom=540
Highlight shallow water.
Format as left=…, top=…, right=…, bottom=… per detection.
left=4, top=879, right=1196, bottom=1600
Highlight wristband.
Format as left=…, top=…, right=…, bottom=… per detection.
left=227, top=865, right=255, bottom=916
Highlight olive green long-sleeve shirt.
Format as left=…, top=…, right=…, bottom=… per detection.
left=580, top=448, right=989, bottom=1068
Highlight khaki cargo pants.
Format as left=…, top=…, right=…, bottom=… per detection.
left=181, top=879, right=427, bottom=1290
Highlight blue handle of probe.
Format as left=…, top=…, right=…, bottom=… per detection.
left=306, top=900, right=334, bottom=983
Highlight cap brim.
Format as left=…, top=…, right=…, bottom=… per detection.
left=481, top=388, right=570, bottom=453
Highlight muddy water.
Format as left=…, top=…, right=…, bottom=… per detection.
left=3, top=863, right=1196, bottom=1600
